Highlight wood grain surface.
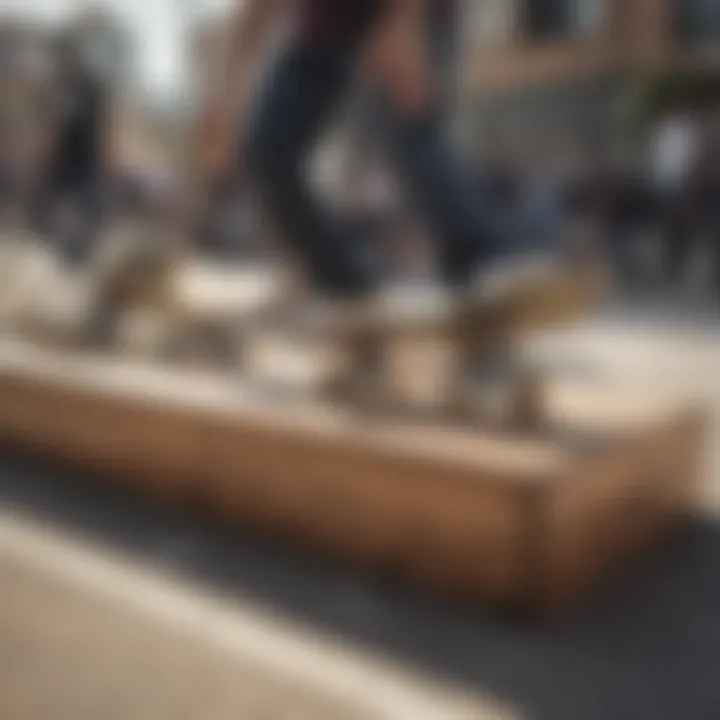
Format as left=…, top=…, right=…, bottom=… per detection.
left=0, top=338, right=703, bottom=612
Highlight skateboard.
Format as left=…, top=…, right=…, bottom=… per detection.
left=71, top=223, right=296, bottom=364
left=263, top=261, right=604, bottom=431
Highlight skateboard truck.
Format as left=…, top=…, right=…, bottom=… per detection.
left=313, top=262, right=602, bottom=432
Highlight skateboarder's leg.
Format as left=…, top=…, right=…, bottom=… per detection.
left=246, top=41, right=373, bottom=298
left=64, top=173, right=103, bottom=267
left=28, top=171, right=58, bottom=240
left=367, top=14, right=499, bottom=290
left=709, top=198, right=720, bottom=300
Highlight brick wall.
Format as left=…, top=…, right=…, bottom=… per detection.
left=463, top=0, right=681, bottom=95
left=459, top=0, right=720, bottom=148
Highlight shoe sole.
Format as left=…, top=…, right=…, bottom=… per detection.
left=287, top=263, right=603, bottom=347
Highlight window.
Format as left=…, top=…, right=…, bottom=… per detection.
left=463, top=0, right=516, bottom=50
left=574, top=0, right=606, bottom=34
left=521, top=0, right=606, bottom=41
left=677, top=0, right=720, bottom=42
left=473, top=1, right=515, bottom=44
left=521, top=0, right=570, bottom=39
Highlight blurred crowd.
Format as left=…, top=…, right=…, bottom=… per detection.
left=0, top=7, right=718, bottom=302
left=471, top=100, right=720, bottom=298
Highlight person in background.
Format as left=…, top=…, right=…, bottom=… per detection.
left=647, top=104, right=702, bottom=288
left=472, top=137, right=522, bottom=249
left=711, top=117, right=720, bottom=301
left=600, top=147, right=656, bottom=293
left=520, top=149, right=567, bottom=254
left=561, top=149, right=608, bottom=267
left=690, top=106, right=720, bottom=300
left=0, top=24, right=51, bottom=230
left=710, top=110, right=720, bottom=300
left=33, top=33, right=109, bottom=266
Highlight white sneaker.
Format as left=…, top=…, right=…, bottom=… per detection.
left=285, top=284, right=460, bottom=337
left=461, top=251, right=563, bottom=306
left=283, top=295, right=382, bottom=337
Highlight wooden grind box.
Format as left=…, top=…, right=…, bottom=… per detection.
left=0, top=338, right=704, bottom=614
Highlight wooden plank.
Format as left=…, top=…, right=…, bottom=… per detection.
left=272, top=264, right=601, bottom=343
left=0, top=339, right=568, bottom=479
left=0, top=338, right=703, bottom=612
left=536, top=408, right=705, bottom=611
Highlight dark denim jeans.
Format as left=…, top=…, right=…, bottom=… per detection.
left=245, top=15, right=496, bottom=297
left=32, top=166, right=103, bottom=266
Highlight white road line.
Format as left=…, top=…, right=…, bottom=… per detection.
left=0, top=512, right=519, bottom=720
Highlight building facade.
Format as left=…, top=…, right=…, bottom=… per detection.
left=462, top=0, right=720, bottom=151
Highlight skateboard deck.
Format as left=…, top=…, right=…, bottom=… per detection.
left=261, top=263, right=605, bottom=429
left=272, top=263, right=602, bottom=345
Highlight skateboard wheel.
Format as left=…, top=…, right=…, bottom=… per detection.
left=443, top=385, right=482, bottom=424
left=321, top=367, right=390, bottom=415
left=508, top=370, right=546, bottom=432
left=206, top=326, right=239, bottom=366
left=82, top=306, right=120, bottom=348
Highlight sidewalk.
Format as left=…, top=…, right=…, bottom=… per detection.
left=0, top=515, right=514, bottom=720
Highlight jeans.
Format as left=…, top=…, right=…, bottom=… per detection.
left=245, top=15, right=496, bottom=297
left=32, top=166, right=103, bottom=266
left=708, top=190, right=720, bottom=293
left=607, top=220, right=644, bottom=286
left=521, top=183, right=564, bottom=252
